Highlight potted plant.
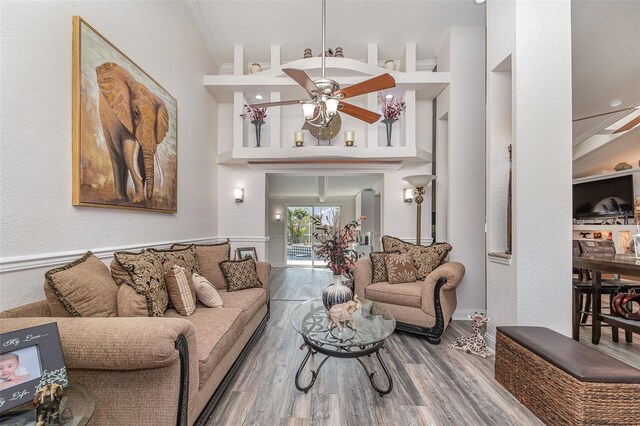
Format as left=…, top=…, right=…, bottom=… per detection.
left=240, top=105, right=268, bottom=147
left=378, top=93, right=406, bottom=147
left=312, top=212, right=359, bottom=310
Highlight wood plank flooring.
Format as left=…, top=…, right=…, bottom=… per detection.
left=208, top=267, right=639, bottom=425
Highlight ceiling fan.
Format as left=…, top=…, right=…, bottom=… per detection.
left=249, top=0, right=396, bottom=134
left=573, top=106, right=640, bottom=134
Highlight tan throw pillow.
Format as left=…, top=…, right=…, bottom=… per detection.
left=44, top=252, right=118, bottom=317
left=149, top=245, right=202, bottom=276
left=370, top=251, right=399, bottom=283
left=384, top=253, right=417, bottom=284
left=112, top=250, right=168, bottom=317
left=165, top=265, right=196, bottom=316
left=172, top=242, right=230, bottom=290
left=382, top=235, right=452, bottom=280
left=220, top=258, right=262, bottom=292
left=192, top=273, right=223, bottom=308
left=117, top=284, right=148, bottom=317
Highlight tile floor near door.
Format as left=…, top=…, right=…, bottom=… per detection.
left=209, top=267, right=638, bottom=425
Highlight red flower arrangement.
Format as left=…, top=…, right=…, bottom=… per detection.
left=378, top=93, right=406, bottom=120
left=240, top=104, right=267, bottom=121
left=312, top=212, right=359, bottom=276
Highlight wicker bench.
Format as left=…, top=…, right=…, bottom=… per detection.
left=495, top=326, right=640, bottom=425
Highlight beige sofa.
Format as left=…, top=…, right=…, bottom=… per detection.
left=354, top=258, right=464, bottom=344
left=0, top=260, right=270, bottom=426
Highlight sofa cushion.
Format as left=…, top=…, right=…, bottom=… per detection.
left=192, top=273, right=223, bottom=308
left=220, top=258, right=262, bottom=292
left=172, top=242, right=230, bottom=290
left=116, top=284, right=149, bottom=317
left=365, top=281, right=422, bottom=308
left=44, top=252, right=119, bottom=317
left=111, top=251, right=168, bottom=317
left=370, top=251, right=399, bottom=283
left=384, top=253, right=417, bottom=284
left=165, top=307, right=244, bottom=387
left=165, top=266, right=196, bottom=316
left=382, top=235, right=452, bottom=280
left=149, top=245, right=202, bottom=276
left=219, top=288, right=267, bottom=324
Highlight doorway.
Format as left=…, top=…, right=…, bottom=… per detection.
left=286, top=205, right=340, bottom=267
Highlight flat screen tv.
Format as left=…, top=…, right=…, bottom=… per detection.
left=573, top=175, right=634, bottom=219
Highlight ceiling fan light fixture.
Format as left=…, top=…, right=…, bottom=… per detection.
left=325, top=98, right=339, bottom=116
left=302, top=103, right=316, bottom=120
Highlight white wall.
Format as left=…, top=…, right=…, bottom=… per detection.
left=436, top=28, right=487, bottom=315
left=0, top=1, right=218, bottom=310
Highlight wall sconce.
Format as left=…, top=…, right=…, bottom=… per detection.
left=403, top=188, right=413, bottom=203
left=344, top=130, right=355, bottom=147
left=234, top=188, right=244, bottom=203
left=294, top=130, right=304, bottom=147
left=275, top=212, right=282, bottom=222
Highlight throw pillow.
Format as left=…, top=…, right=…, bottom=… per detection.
left=116, top=284, right=149, bottom=317
left=44, top=251, right=118, bottom=317
left=165, top=265, right=196, bottom=316
left=172, top=242, right=230, bottom=290
left=148, top=245, right=202, bottom=276
left=381, top=235, right=452, bottom=280
left=370, top=251, right=399, bottom=283
left=220, top=258, right=262, bottom=292
left=111, top=250, right=168, bottom=317
left=192, top=273, right=223, bottom=308
left=384, top=253, right=417, bottom=284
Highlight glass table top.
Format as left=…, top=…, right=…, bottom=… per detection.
left=291, top=298, right=396, bottom=348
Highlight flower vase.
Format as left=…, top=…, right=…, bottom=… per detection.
left=251, top=119, right=264, bottom=147
left=382, top=118, right=397, bottom=147
left=322, top=275, right=353, bottom=310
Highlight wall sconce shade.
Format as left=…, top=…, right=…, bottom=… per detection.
left=234, top=188, right=244, bottom=203
left=275, top=213, right=282, bottom=222
left=403, top=188, right=413, bottom=203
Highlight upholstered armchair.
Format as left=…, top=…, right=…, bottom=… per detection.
left=354, top=259, right=465, bottom=344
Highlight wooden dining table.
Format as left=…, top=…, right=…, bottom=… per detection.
left=573, top=253, right=640, bottom=344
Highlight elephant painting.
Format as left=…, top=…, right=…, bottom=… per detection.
left=73, top=17, right=177, bottom=212
left=97, top=62, right=168, bottom=203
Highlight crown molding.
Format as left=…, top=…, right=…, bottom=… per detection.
left=217, top=58, right=437, bottom=75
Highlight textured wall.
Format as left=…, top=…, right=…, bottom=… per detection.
left=0, top=1, right=218, bottom=309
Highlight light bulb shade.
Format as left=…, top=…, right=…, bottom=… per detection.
left=403, top=188, right=413, bottom=202
left=234, top=188, right=244, bottom=203
left=403, top=174, right=436, bottom=188
left=302, top=103, right=316, bottom=119
left=325, top=98, right=339, bottom=115
left=344, top=130, right=355, bottom=142
left=275, top=213, right=282, bottom=221
left=294, top=130, right=305, bottom=142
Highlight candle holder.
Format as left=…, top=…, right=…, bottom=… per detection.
left=344, top=130, right=355, bottom=147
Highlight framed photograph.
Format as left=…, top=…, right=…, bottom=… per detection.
left=0, top=323, right=68, bottom=413
left=72, top=16, right=178, bottom=213
left=235, top=247, right=258, bottom=261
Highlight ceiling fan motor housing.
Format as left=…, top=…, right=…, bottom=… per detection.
left=313, top=79, right=340, bottom=98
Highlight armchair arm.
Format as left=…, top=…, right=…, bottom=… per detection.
left=353, top=258, right=373, bottom=298
left=256, top=261, right=271, bottom=296
left=0, top=316, right=197, bottom=371
left=421, top=262, right=466, bottom=329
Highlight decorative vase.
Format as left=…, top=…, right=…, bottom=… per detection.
left=322, top=275, right=353, bottom=310
left=382, top=118, right=397, bottom=147
left=303, top=48, right=313, bottom=59
left=249, top=63, right=262, bottom=74
left=334, top=47, right=344, bottom=58
left=383, top=60, right=396, bottom=70
left=251, top=120, right=264, bottom=147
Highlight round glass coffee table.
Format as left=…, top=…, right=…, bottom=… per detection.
left=291, top=297, right=396, bottom=396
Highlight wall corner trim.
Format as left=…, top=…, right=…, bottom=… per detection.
left=487, top=252, right=512, bottom=266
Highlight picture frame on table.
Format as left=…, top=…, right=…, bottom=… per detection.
left=0, top=323, right=68, bottom=413
left=235, top=247, right=258, bottom=261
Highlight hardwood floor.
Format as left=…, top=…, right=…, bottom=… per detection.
left=208, top=267, right=639, bottom=425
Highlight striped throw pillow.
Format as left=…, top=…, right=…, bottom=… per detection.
left=165, top=265, right=196, bottom=316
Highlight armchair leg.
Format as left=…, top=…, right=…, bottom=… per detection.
left=395, top=277, right=448, bottom=345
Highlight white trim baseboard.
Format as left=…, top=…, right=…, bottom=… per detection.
left=452, top=308, right=486, bottom=321
left=0, top=237, right=220, bottom=273
left=484, top=332, right=496, bottom=352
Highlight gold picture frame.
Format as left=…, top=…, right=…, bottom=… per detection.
left=72, top=16, right=178, bottom=213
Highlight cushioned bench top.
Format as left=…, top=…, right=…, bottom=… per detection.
left=497, top=326, right=640, bottom=384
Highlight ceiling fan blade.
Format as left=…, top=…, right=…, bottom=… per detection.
left=613, top=114, right=640, bottom=134
left=249, top=99, right=305, bottom=108
left=337, top=73, right=396, bottom=99
left=283, top=68, right=319, bottom=94
left=338, top=102, right=381, bottom=124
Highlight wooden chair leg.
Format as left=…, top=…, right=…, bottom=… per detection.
left=625, top=330, right=633, bottom=343
left=612, top=326, right=619, bottom=343
left=580, top=293, right=591, bottom=324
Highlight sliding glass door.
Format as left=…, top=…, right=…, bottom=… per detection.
left=285, top=205, right=340, bottom=267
